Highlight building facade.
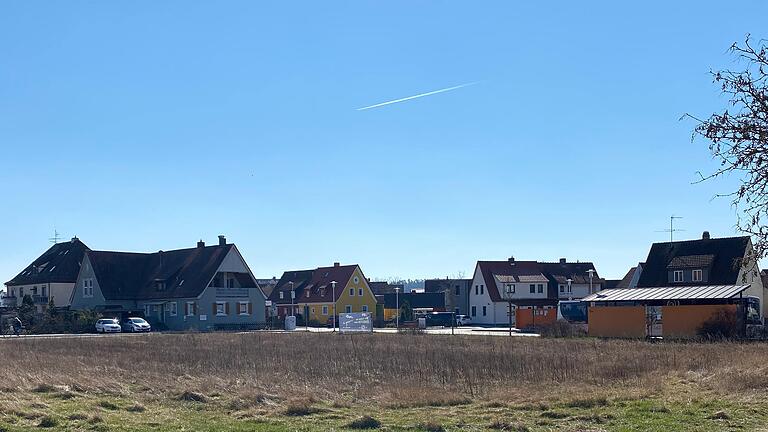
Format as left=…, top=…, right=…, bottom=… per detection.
left=424, top=278, right=471, bottom=315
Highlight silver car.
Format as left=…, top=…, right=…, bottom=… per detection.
left=95, top=318, right=122, bottom=333
left=121, top=317, right=151, bottom=333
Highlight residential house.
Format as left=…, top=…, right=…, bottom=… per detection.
left=423, top=278, right=471, bottom=315
left=267, top=262, right=377, bottom=324
left=615, top=263, right=644, bottom=289
left=4, top=237, right=89, bottom=312
left=70, top=236, right=266, bottom=330
left=468, top=257, right=603, bottom=327
left=583, top=232, right=767, bottom=338
left=255, top=277, right=278, bottom=298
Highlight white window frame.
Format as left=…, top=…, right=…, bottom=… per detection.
left=215, top=301, right=227, bottom=316
left=349, top=288, right=354, bottom=296
left=186, top=301, right=195, bottom=317
left=692, top=269, right=703, bottom=282
left=358, top=288, right=363, bottom=296
left=238, top=301, right=249, bottom=316
left=322, top=305, right=328, bottom=315
left=279, top=291, right=284, bottom=299
left=83, top=279, right=94, bottom=298
left=362, top=305, right=368, bottom=312
left=169, top=302, right=178, bottom=317
left=345, top=305, right=352, bottom=313
left=673, top=270, right=684, bottom=282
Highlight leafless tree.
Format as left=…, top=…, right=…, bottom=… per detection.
left=689, top=35, right=768, bottom=259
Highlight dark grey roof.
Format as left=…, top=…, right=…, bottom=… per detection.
left=88, top=243, right=253, bottom=300
left=477, top=260, right=600, bottom=302
left=370, top=281, right=403, bottom=295
left=6, top=238, right=90, bottom=286
left=616, top=265, right=640, bottom=289
left=667, top=254, right=716, bottom=269
left=637, top=236, right=750, bottom=287
left=582, top=285, right=750, bottom=302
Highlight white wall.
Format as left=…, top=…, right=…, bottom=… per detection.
left=468, top=264, right=496, bottom=324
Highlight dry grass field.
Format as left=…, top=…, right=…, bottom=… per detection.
left=1, top=332, right=768, bottom=431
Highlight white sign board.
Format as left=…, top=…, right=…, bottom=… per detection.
left=339, top=312, right=373, bottom=333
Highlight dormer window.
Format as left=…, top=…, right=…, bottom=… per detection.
left=692, top=269, right=703, bottom=282
left=673, top=270, right=684, bottom=283
left=279, top=291, right=284, bottom=299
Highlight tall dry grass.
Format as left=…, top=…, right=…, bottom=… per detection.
left=0, top=333, right=765, bottom=405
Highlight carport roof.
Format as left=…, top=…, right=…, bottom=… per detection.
left=581, top=285, right=751, bottom=302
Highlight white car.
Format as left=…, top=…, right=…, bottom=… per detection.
left=455, top=315, right=472, bottom=326
left=95, top=318, right=122, bottom=333
left=121, top=317, right=151, bottom=333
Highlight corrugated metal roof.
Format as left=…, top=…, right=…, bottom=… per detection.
left=581, top=285, right=751, bottom=302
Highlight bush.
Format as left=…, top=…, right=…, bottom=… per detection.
left=698, top=308, right=739, bottom=339
left=347, top=415, right=381, bottom=429
left=539, top=320, right=586, bottom=338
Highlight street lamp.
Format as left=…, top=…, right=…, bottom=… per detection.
left=566, top=278, right=573, bottom=301
left=331, top=280, right=337, bottom=332
left=394, top=286, right=400, bottom=330
left=289, top=281, right=295, bottom=317
left=587, top=269, right=595, bottom=294
left=504, top=283, right=515, bottom=337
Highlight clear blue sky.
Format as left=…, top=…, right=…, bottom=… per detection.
left=1, top=1, right=766, bottom=282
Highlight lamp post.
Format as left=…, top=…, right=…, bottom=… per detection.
left=504, top=283, right=514, bottom=337
left=289, top=281, right=295, bottom=317
left=566, top=278, right=573, bottom=301
left=587, top=269, right=595, bottom=294
left=331, top=281, right=337, bottom=332
left=395, top=286, right=400, bottom=330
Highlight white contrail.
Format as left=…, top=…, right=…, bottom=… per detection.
left=356, top=82, right=478, bottom=111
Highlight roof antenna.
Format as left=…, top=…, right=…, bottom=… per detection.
left=655, top=215, right=685, bottom=243
left=49, top=228, right=61, bottom=244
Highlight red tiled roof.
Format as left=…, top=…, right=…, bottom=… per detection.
left=269, top=264, right=362, bottom=304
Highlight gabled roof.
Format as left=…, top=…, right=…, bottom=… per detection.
left=6, top=238, right=90, bottom=286
left=268, top=264, right=362, bottom=304
left=477, top=260, right=600, bottom=302
left=370, top=281, right=403, bottom=295
left=88, top=243, right=252, bottom=300
left=636, top=236, right=750, bottom=287
left=615, top=263, right=643, bottom=289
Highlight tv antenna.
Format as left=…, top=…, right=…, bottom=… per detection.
left=49, top=228, right=61, bottom=244
left=655, top=215, right=685, bottom=242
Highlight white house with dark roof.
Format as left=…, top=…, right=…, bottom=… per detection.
left=3, top=237, right=90, bottom=312
left=70, top=236, right=266, bottom=330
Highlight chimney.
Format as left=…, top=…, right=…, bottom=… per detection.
left=334, top=262, right=340, bottom=267
left=508, top=256, right=515, bottom=265
left=218, top=235, right=226, bottom=246
left=158, top=250, right=164, bottom=269
left=71, top=236, right=78, bottom=243
left=702, top=231, right=711, bottom=240
left=559, top=258, right=566, bottom=264
left=197, top=239, right=205, bottom=248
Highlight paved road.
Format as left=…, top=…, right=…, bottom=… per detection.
left=0, top=326, right=538, bottom=340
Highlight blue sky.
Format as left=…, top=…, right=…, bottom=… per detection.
left=1, top=1, right=766, bottom=282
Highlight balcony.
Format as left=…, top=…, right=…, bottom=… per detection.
left=33, top=295, right=49, bottom=304
left=214, top=287, right=250, bottom=298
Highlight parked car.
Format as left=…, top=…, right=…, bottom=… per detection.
left=95, top=318, right=122, bottom=333
left=121, top=317, right=151, bottom=333
left=455, top=314, right=471, bottom=326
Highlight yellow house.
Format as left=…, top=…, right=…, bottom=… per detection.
left=269, top=262, right=377, bottom=324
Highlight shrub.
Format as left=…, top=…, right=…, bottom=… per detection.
left=539, top=320, right=586, bottom=338
left=347, top=415, right=381, bottom=429
left=37, top=416, right=58, bottom=428
left=698, top=309, right=740, bottom=339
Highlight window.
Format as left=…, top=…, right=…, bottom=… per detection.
left=279, top=291, right=284, bottom=299
left=82, top=279, right=94, bottom=298
left=475, top=285, right=478, bottom=295
left=559, top=284, right=565, bottom=293
left=186, top=301, right=196, bottom=317
left=530, top=284, right=536, bottom=294
left=358, top=288, right=363, bottom=296
left=673, top=270, right=684, bottom=282
left=505, top=283, right=515, bottom=294
left=471, top=306, right=477, bottom=317
left=42, top=286, right=47, bottom=297
left=238, top=302, right=250, bottom=315
left=349, top=288, right=354, bottom=296
left=345, top=305, right=352, bottom=313
left=144, top=304, right=151, bottom=317
left=156, top=281, right=165, bottom=291
left=537, top=284, right=544, bottom=294
left=693, top=269, right=703, bottom=282
left=322, top=305, right=329, bottom=315
left=305, top=290, right=310, bottom=298
left=480, top=285, right=484, bottom=295
left=482, top=306, right=487, bottom=316
left=227, top=278, right=235, bottom=288
left=168, top=302, right=178, bottom=316
left=362, top=305, right=368, bottom=312
left=353, top=276, right=359, bottom=284
left=455, top=285, right=460, bottom=295
left=215, top=301, right=227, bottom=316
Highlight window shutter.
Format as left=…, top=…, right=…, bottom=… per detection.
left=194, top=302, right=198, bottom=315
left=225, top=302, right=230, bottom=315
left=248, top=302, right=252, bottom=315
left=212, top=303, right=216, bottom=315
